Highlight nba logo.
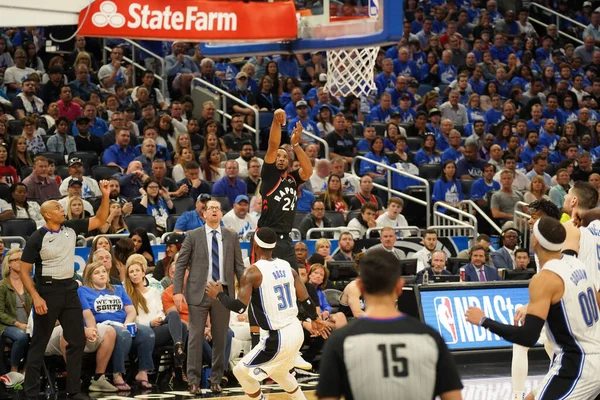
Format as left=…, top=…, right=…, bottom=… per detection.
left=368, top=0, right=379, bottom=18
left=434, top=297, right=458, bottom=344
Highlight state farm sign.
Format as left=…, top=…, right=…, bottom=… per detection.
left=78, top=0, right=298, bottom=41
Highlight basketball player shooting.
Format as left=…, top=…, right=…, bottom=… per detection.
left=205, top=228, right=326, bottom=400
left=466, top=217, right=600, bottom=400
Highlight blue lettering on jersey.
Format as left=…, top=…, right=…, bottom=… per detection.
left=272, top=270, right=287, bottom=280
left=570, top=269, right=588, bottom=286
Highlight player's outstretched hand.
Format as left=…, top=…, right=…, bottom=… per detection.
left=514, top=305, right=527, bottom=326
left=274, top=109, right=286, bottom=126
left=99, top=179, right=111, bottom=197
left=290, top=121, right=303, bottom=146
left=205, top=281, right=223, bottom=299
left=465, top=306, right=485, bottom=326
left=312, top=318, right=331, bottom=338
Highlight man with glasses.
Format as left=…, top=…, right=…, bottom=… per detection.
left=98, top=47, right=132, bottom=93
left=173, top=199, right=244, bottom=394
left=68, top=64, right=101, bottom=103
left=223, top=114, right=255, bottom=152
left=298, top=199, right=332, bottom=240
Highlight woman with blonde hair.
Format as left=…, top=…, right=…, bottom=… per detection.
left=172, top=147, right=194, bottom=182
left=124, top=257, right=187, bottom=369
left=0, top=248, right=31, bottom=373
left=78, top=261, right=155, bottom=390
left=68, top=51, right=98, bottom=83
left=524, top=175, right=549, bottom=204
left=99, top=202, right=128, bottom=234
left=67, top=197, right=87, bottom=220
left=200, top=130, right=227, bottom=164
left=314, top=238, right=335, bottom=263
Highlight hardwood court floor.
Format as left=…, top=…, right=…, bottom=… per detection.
left=208, top=391, right=317, bottom=399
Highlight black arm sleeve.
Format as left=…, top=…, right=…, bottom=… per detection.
left=216, top=292, right=247, bottom=314
left=482, top=314, right=545, bottom=347
left=300, top=297, right=319, bottom=320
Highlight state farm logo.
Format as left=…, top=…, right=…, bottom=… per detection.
left=92, top=1, right=126, bottom=28
left=89, top=1, right=238, bottom=32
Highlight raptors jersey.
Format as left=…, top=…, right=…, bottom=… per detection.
left=258, top=162, right=305, bottom=234
left=543, top=256, right=600, bottom=356
left=250, top=259, right=299, bottom=331
left=579, top=220, right=600, bottom=290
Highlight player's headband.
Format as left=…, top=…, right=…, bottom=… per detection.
left=255, top=235, right=276, bottom=249
left=533, top=219, right=563, bottom=252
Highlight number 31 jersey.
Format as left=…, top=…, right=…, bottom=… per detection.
left=543, top=255, right=600, bottom=356
left=251, top=259, right=298, bottom=331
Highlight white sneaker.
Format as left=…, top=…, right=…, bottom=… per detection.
left=89, top=374, right=119, bottom=392
left=294, top=354, right=312, bottom=371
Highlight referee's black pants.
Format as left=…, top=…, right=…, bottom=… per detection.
left=24, top=279, right=86, bottom=398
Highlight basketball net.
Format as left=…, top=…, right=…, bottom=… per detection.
left=324, top=46, right=380, bottom=98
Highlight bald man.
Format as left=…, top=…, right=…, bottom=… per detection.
left=20, top=180, right=112, bottom=400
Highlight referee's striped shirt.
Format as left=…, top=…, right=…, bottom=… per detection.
left=316, top=315, right=463, bottom=400
left=22, top=219, right=89, bottom=280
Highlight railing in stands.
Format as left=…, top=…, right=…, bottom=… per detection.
left=306, top=227, right=363, bottom=240
left=428, top=224, right=477, bottom=241
left=102, top=38, right=167, bottom=99
left=528, top=3, right=586, bottom=45
left=350, top=156, right=431, bottom=226
left=432, top=203, right=478, bottom=243
left=1, top=236, right=26, bottom=248
left=460, top=199, right=502, bottom=235
left=191, top=77, right=260, bottom=149
left=242, top=229, right=301, bottom=242
left=513, top=201, right=531, bottom=250
left=301, top=129, right=330, bottom=161
left=366, top=226, right=422, bottom=238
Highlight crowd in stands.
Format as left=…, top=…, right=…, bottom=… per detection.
left=0, top=0, right=597, bottom=389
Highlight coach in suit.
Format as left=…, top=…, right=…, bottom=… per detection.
left=464, top=244, right=501, bottom=282
left=173, top=199, right=245, bottom=394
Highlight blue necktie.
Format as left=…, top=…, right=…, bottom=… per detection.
left=212, top=230, right=220, bottom=282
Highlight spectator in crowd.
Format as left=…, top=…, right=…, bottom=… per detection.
left=332, top=232, right=355, bottom=262
left=98, top=47, right=132, bottom=93
left=322, top=174, right=348, bottom=216
left=457, top=143, right=486, bottom=180
left=47, top=117, right=77, bottom=155
left=367, top=226, right=406, bottom=260
left=299, top=199, right=332, bottom=240
left=0, top=248, right=31, bottom=374
left=12, top=78, right=43, bottom=120
left=102, top=129, right=137, bottom=172
left=416, top=250, right=452, bottom=284
left=491, top=170, right=523, bottom=225
left=114, top=160, right=150, bottom=199
left=223, top=114, right=255, bottom=152
left=414, top=229, right=438, bottom=272
left=490, top=227, right=521, bottom=270
left=221, top=195, right=257, bottom=239
left=494, top=155, right=529, bottom=192
left=9, top=183, right=42, bottom=226
left=441, top=130, right=465, bottom=164
left=236, top=143, right=262, bottom=179
left=78, top=261, right=155, bottom=390
left=347, top=202, right=378, bottom=239
left=200, top=148, right=225, bottom=183
left=22, top=156, right=60, bottom=202
left=211, top=160, right=247, bottom=206
left=325, top=114, right=356, bottom=165
left=309, top=159, right=331, bottom=196
left=154, top=233, right=184, bottom=284
left=307, top=264, right=347, bottom=329
left=107, top=178, right=133, bottom=215
left=68, top=64, right=101, bottom=104
left=440, top=90, right=468, bottom=125
left=99, top=201, right=128, bottom=234
left=432, top=160, right=464, bottom=212
left=227, top=73, right=258, bottom=125
left=524, top=154, right=552, bottom=187
left=73, top=116, right=103, bottom=156
left=152, top=159, right=181, bottom=198
left=4, top=49, right=35, bottom=97
left=177, top=161, right=211, bottom=200
left=350, top=176, right=384, bottom=211
left=456, top=234, right=492, bottom=263
left=549, top=168, right=571, bottom=211
left=524, top=175, right=550, bottom=204
left=414, top=133, right=441, bottom=166
left=132, top=179, right=175, bottom=233
left=58, top=178, right=95, bottom=216
left=376, top=198, right=410, bottom=237
left=129, top=228, right=155, bottom=267
left=0, top=142, right=18, bottom=186
left=173, top=193, right=209, bottom=233
left=296, top=183, right=316, bottom=214
left=464, top=244, right=501, bottom=281
left=244, top=157, right=262, bottom=196
left=21, top=116, right=46, bottom=155
left=172, top=147, right=194, bottom=183
left=514, top=248, right=532, bottom=270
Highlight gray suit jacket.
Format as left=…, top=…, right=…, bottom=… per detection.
left=173, top=225, right=245, bottom=305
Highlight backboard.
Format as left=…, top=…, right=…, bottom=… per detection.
left=200, top=0, right=403, bottom=56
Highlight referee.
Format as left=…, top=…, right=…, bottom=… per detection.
left=19, top=181, right=111, bottom=400
left=317, top=248, right=463, bottom=400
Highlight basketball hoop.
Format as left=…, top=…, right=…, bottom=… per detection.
left=324, top=46, right=380, bottom=98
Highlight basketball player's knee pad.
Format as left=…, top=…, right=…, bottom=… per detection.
left=270, top=370, right=299, bottom=393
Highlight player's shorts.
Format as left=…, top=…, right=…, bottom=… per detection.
left=45, top=323, right=111, bottom=356
left=533, top=353, right=600, bottom=399
left=240, top=319, right=303, bottom=380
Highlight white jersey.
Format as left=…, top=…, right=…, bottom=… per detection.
left=579, top=220, right=600, bottom=290
left=543, top=256, right=600, bottom=356
left=251, top=259, right=298, bottom=331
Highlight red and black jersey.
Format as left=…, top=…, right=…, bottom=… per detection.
left=258, top=162, right=306, bottom=234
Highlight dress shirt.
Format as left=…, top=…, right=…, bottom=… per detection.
left=205, top=225, right=225, bottom=285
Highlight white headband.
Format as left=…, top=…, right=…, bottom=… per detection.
left=533, top=219, right=563, bottom=252
left=254, top=235, right=276, bottom=249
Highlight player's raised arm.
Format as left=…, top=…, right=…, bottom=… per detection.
left=265, top=109, right=287, bottom=164
left=205, top=265, right=262, bottom=314
left=290, top=121, right=314, bottom=182
left=465, top=271, right=562, bottom=347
